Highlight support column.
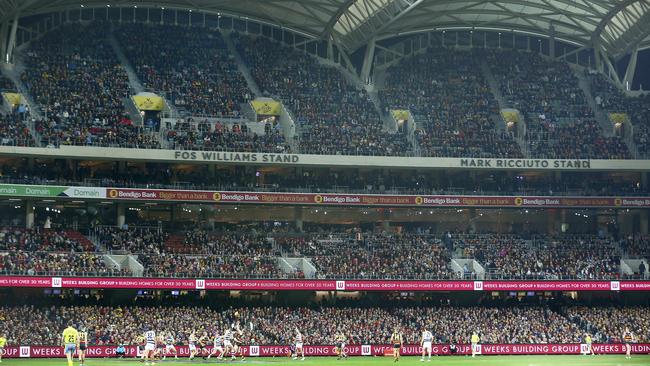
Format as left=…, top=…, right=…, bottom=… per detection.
left=0, top=21, right=9, bottom=63
left=26, top=201, right=34, bottom=229
left=622, top=49, right=638, bottom=91
left=360, top=38, right=376, bottom=84
left=294, top=207, right=303, bottom=232
left=117, top=203, right=126, bottom=228
left=6, top=15, right=19, bottom=63
left=549, top=24, right=555, bottom=58
left=640, top=210, right=649, bottom=235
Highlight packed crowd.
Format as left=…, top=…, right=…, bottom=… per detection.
left=565, top=306, right=650, bottom=343
left=456, top=234, right=621, bottom=279
left=2, top=304, right=647, bottom=346
left=589, top=72, right=650, bottom=157
left=0, top=251, right=126, bottom=276
left=487, top=50, right=630, bottom=159
left=116, top=24, right=250, bottom=118
left=380, top=49, right=522, bottom=158
left=281, top=233, right=452, bottom=279
left=165, top=118, right=288, bottom=153
left=0, top=227, right=89, bottom=252
left=0, top=112, right=36, bottom=147
left=94, top=226, right=168, bottom=254
left=234, top=33, right=411, bottom=156
left=0, top=225, right=637, bottom=280
left=22, top=23, right=158, bottom=148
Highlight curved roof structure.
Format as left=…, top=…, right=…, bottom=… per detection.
left=1, top=0, right=649, bottom=58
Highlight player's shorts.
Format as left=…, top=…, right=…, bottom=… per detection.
left=224, top=341, right=232, bottom=348
left=144, top=343, right=156, bottom=351
left=189, top=344, right=197, bottom=352
left=166, top=344, right=175, bottom=350
left=213, top=346, right=223, bottom=352
left=295, top=342, right=303, bottom=349
left=423, top=342, right=432, bottom=350
left=64, top=344, right=76, bottom=354
left=79, top=343, right=87, bottom=351
left=339, top=343, right=345, bottom=349
left=393, top=344, right=401, bottom=349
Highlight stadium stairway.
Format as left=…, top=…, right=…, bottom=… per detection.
left=576, top=69, right=640, bottom=158
left=107, top=31, right=145, bottom=94
left=479, top=59, right=530, bottom=158
left=1, top=56, right=46, bottom=141
left=223, top=31, right=262, bottom=97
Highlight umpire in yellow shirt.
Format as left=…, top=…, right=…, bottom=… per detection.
left=471, top=332, right=480, bottom=357
left=62, top=321, right=79, bottom=366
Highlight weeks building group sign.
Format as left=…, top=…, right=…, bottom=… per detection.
left=3, top=343, right=650, bottom=358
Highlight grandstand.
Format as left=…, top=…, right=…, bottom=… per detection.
left=0, top=1, right=648, bottom=365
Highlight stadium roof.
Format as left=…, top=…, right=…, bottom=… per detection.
left=2, top=0, right=650, bottom=58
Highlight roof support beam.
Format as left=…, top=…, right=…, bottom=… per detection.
left=622, top=48, right=638, bottom=90
left=5, top=13, right=18, bottom=63
left=339, top=0, right=425, bottom=51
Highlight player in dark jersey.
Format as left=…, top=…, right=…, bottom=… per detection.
left=78, top=328, right=88, bottom=366
left=623, top=327, right=635, bottom=359
left=390, top=328, right=403, bottom=362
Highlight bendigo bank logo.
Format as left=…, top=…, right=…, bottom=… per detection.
left=108, top=189, right=119, bottom=198
left=514, top=197, right=523, bottom=206
left=314, top=195, right=323, bottom=204
left=212, top=192, right=222, bottom=202
left=415, top=196, right=423, bottom=205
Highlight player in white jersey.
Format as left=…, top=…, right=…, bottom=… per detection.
left=420, top=327, right=433, bottom=362
left=231, top=322, right=246, bottom=361
left=188, top=331, right=199, bottom=360
left=143, top=328, right=156, bottom=365
left=293, top=328, right=305, bottom=360
left=223, top=328, right=235, bottom=358
left=207, top=332, right=225, bottom=360
left=163, top=332, right=178, bottom=360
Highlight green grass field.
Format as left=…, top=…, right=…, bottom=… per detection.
left=0, top=356, right=648, bottom=366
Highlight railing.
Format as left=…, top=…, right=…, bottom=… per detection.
left=0, top=269, right=644, bottom=281
left=0, top=175, right=647, bottom=198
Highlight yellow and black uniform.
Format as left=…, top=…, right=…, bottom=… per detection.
left=471, top=334, right=480, bottom=344
left=623, top=332, right=633, bottom=345
left=62, top=326, right=78, bottom=354
left=0, top=336, right=6, bottom=348
left=391, top=332, right=402, bottom=349
left=78, top=331, right=88, bottom=351
left=585, top=335, right=592, bottom=344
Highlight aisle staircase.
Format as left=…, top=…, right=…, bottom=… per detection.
left=223, top=31, right=262, bottom=97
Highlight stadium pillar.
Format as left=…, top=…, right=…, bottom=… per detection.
left=622, top=49, right=638, bottom=90
left=640, top=210, right=649, bottom=235
left=5, top=14, right=18, bottom=64
left=360, top=38, right=376, bottom=84
left=117, top=203, right=126, bottom=228
left=25, top=201, right=34, bottom=229
left=639, top=210, right=648, bottom=235
left=294, top=207, right=303, bottom=232
left=0, top=21, right=8, bottom=63
left=641, top=172, right=648, bottom=189
left=549, top=24, right=556, bottom=58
